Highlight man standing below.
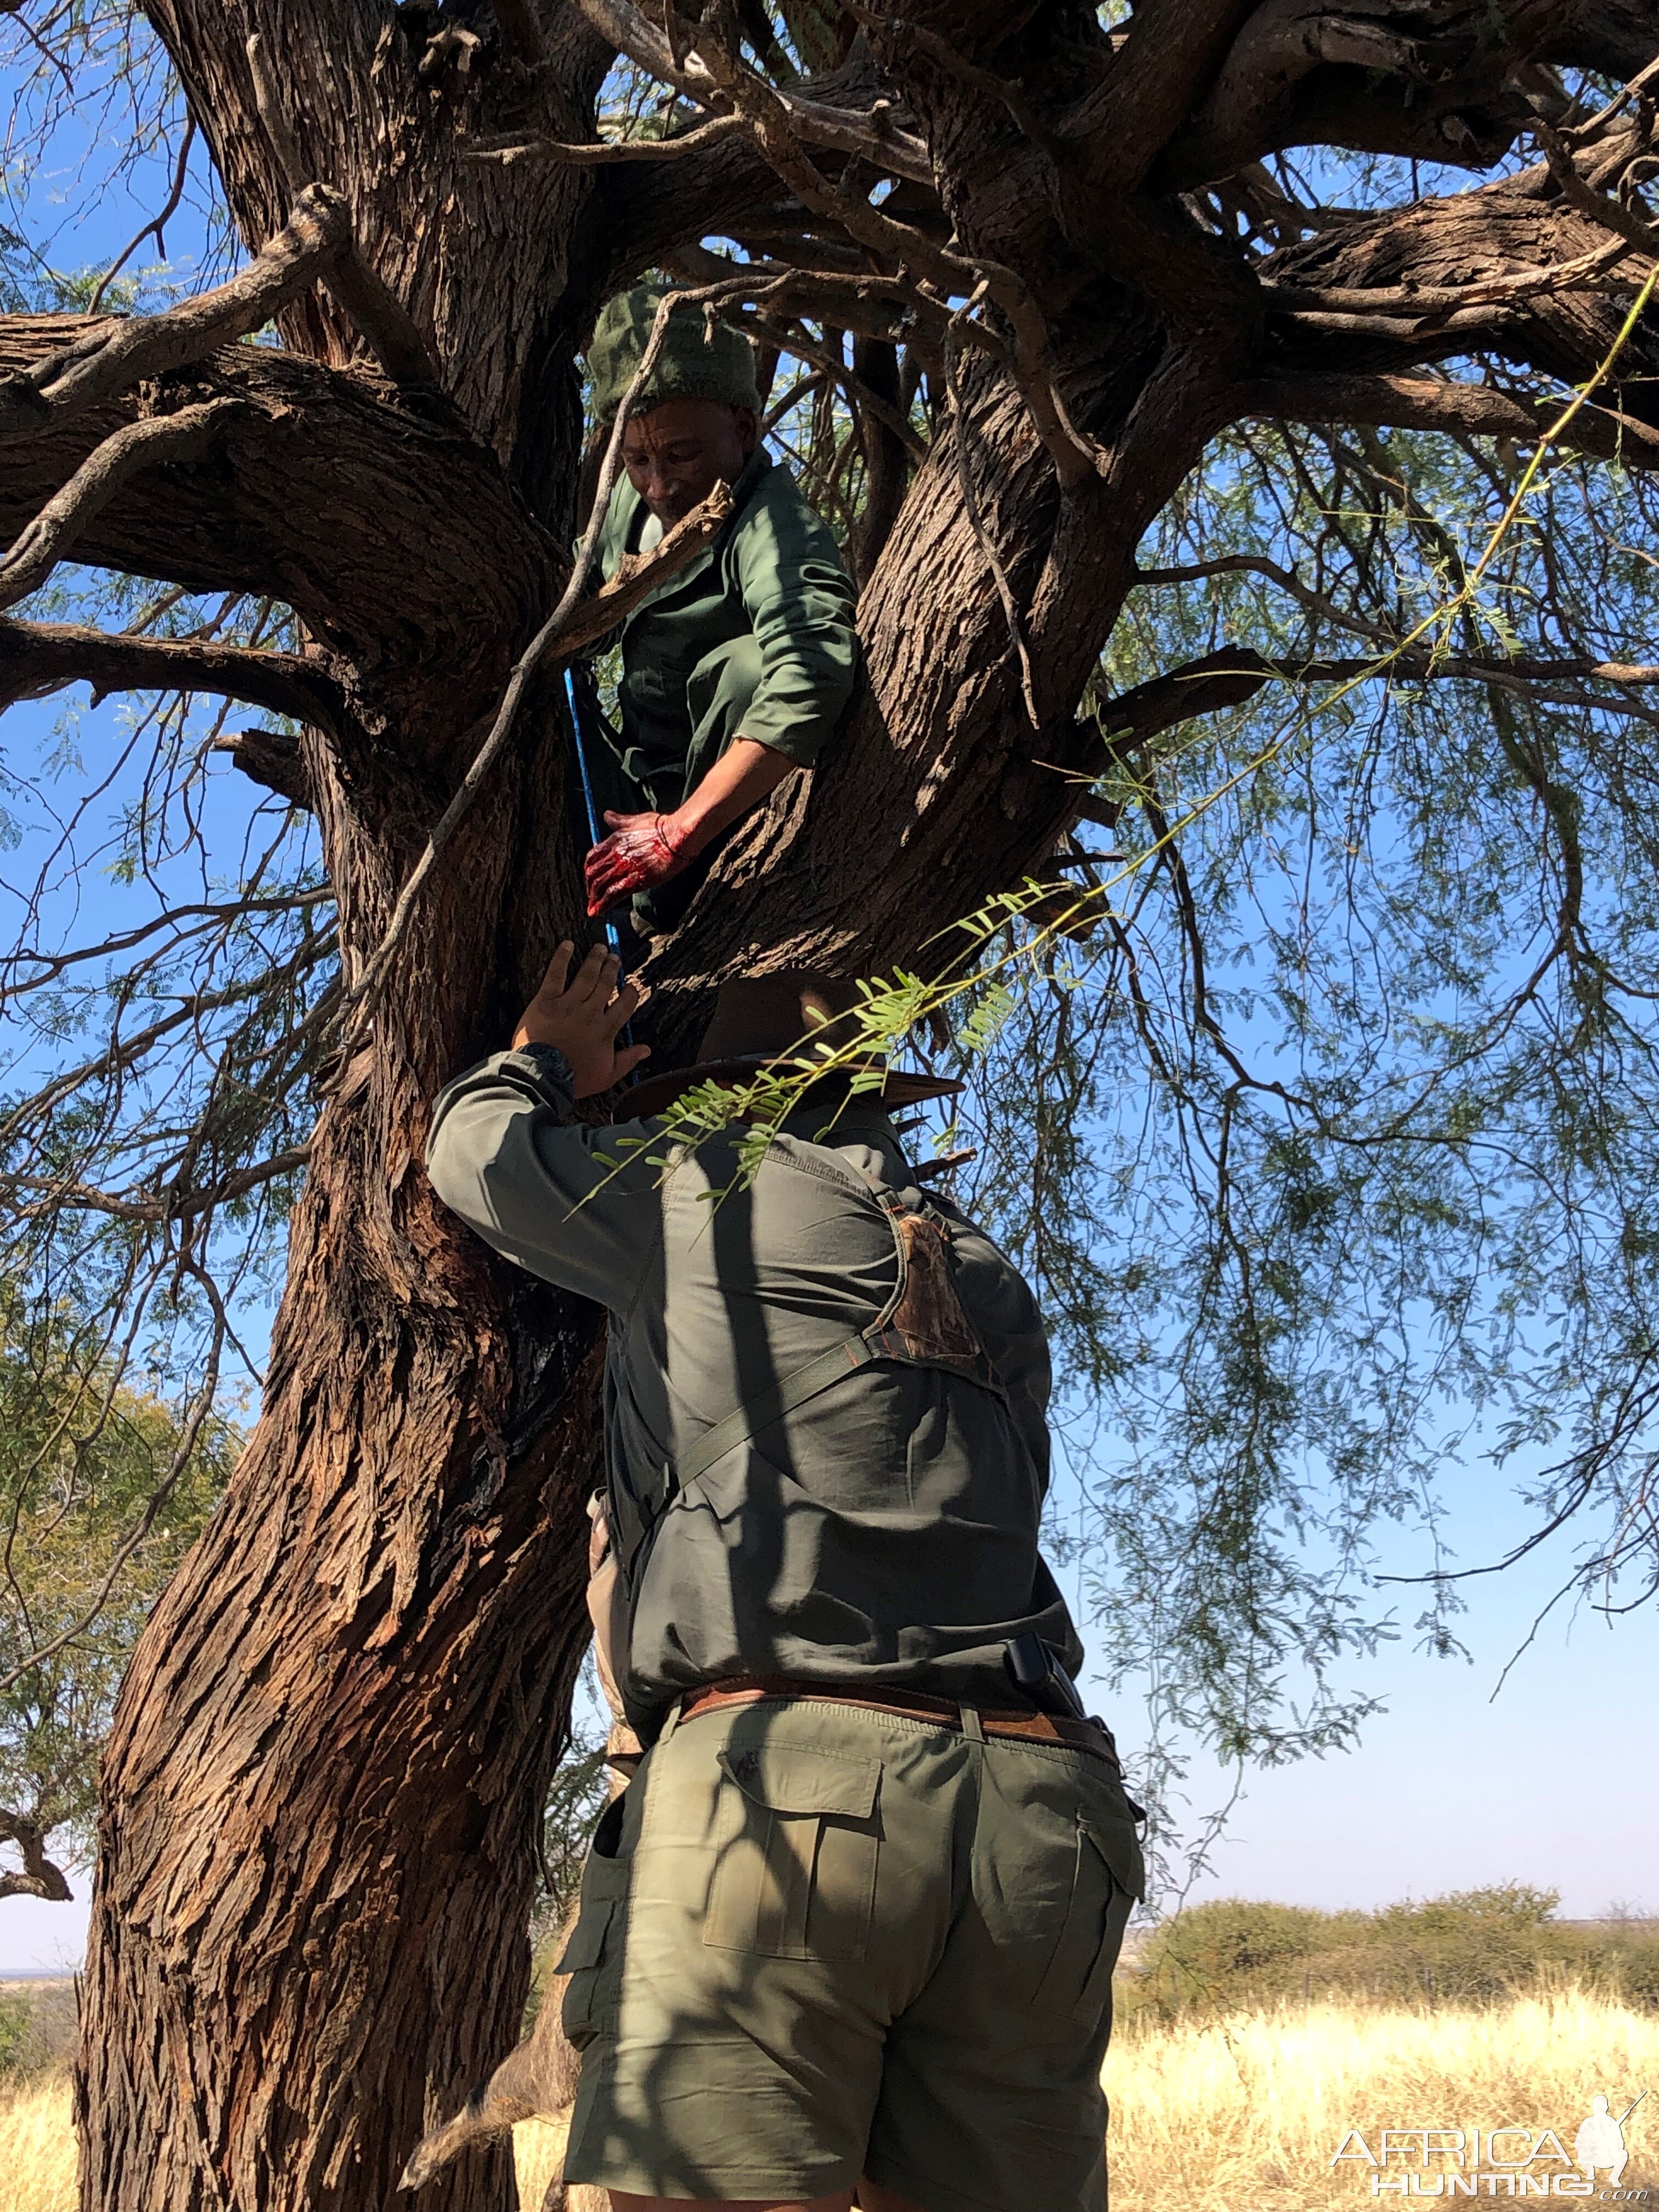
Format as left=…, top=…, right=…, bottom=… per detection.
left=579, top=286, right=860, bottom=933
left=425, top=944, right=1144, bottom=2212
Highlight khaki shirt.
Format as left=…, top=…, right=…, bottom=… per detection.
left=426, top=1045, right=1085, bottom=1739
left=597, top=447, right=858, bottom=788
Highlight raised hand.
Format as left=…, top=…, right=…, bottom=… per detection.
left=512, top=942, right=651, bottom=1097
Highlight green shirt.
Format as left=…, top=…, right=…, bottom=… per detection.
left=597, top=447, right=859, bottom=783
left=426, top=1045, right=1084, bottom=1739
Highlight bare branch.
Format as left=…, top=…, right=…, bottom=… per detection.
left=742, top=312, right=927, bottom=460
left=465, top=115, right=745, bottom=165
left=0, top=1814, right=72, bottom=1904
left=0, top=400, right=247, bottom=608
left=90, top=116, right=197, bottom=317
left=0, top=187, right=349, bottom=444
left=0, top=616, right=345, bottom=731
left=15, top=1147, right=313, bottom=1226
left=554, top=494, right=740, bottom=657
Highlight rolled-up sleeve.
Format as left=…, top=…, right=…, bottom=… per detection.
left=425, top=1046, right=668, bottom=1311
left=731, top=482, right=859, bottom=767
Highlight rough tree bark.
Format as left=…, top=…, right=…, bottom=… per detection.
left=0, top=0, right=1651, bottom=2205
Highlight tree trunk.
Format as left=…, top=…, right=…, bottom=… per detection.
left=47, top=1, right=1659, bottom=2204
left=76, top=675, right=612, bottom=2207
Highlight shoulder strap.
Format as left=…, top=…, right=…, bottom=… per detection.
left=676, top=1333, right=881, bottom=1488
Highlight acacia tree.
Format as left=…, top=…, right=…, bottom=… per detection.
left=3, top=0, right=1659, bottom=2206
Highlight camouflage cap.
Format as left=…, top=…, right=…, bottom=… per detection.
left=586, top=284, right=761, bottom=425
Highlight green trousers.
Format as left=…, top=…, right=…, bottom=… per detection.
left=558, top=1695, right=1143, bottom=2212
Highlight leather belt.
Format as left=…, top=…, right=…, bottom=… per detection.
left=674, top=1673, right=1122, bottom=1768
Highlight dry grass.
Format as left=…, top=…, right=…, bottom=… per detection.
left=1105, top=1985, right=1659, bottom=2211
left=0, top=2069, right=74, bottom=2212
left=0, top=1990, right=1653, bottom=2210
left=0, top=2073, right=577, bottom=2212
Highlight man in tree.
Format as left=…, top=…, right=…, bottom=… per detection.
left=580, top=284, right=860, bottom=934
left=425, top=942, right=1144, bottom=2212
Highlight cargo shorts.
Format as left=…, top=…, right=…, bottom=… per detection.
left=557, top=1695, right=1144, bottom=2212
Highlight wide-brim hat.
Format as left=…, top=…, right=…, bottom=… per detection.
left=623, top=972, right=963, bottom=1121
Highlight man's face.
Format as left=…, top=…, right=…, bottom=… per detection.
left=621, top=397, right=757, bottom=526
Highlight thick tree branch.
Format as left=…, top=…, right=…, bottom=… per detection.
left=1096, top=643, right=1659, bottom=755
left=0, top=186, right=351, bottom=443
left=0, top=1814, right=72, bottom=1904
left=0, top=318, right=555, bottom=716
left=1152, top=0, right=1545, bottom=188
left=213, top=727, right=314, bottom=809
left=1254, top=167, right=1659, bottom=413
left=1094, top=647, right=1280, bottom=743
left=1063, top=0, right=1256, bottom=188
left=0, top=400, right=246, bottom=608
left=0, top=617, right=346, bottom=732
left=1244, top=370, right=1659, bottom=466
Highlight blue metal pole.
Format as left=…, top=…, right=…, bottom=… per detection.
left=565, top=667, right=637, bottom=1080
left=565, top=667, right=625, bottom=962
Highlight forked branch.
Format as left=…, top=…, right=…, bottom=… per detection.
left=0, top=188, right=351, bottom=444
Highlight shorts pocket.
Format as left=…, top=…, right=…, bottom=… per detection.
left=556, top=1831, right=633, bottom=2051
left=1032, top=1811, right=1143, bottom=2022
left=703, top=1740, right=881, bottom=1963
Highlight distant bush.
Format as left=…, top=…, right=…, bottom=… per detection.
left=0, top=1996, right=32, bottom=2076
left=1120, top=1884, right=1659, bottom=2021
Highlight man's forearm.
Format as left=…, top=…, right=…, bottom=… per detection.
left=670, top=736, right=795, bottom=855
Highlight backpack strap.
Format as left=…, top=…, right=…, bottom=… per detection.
left=675, top=1332, right=883, bottom=1488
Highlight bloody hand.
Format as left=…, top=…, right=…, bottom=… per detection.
left=584, top=809, right=694, bottom=918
